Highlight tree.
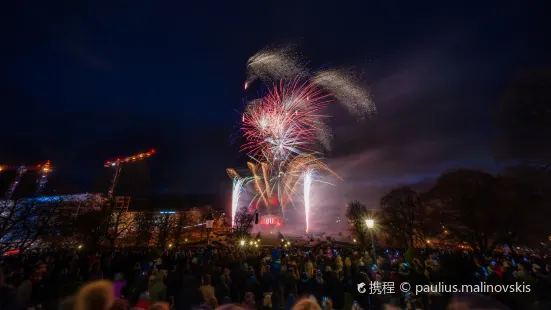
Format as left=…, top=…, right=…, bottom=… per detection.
left=426, top=169, right=499, bottom=258
left=67, top=197, right=136, bottom=249
left=150, top=213, right=181, bottom=248
left=380, top=187, right=436, bottom=249
left=345, top=200, right=370, bottom=247
left=134, top=212, right=153, bottom=247
left=495, top=69, right=551, bottom=166
left=233, top=206, right=254, bottom=239
left=173, top=212, right=192, bottom=246
left=0, top=196, right=64, bottom=253
left=495, top=166, right=551, bottom=249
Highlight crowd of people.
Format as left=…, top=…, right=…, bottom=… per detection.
left=0, top=244, right=550, bottom=310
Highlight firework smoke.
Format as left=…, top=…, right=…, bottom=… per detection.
left=312, top=69, right=376, bottom=118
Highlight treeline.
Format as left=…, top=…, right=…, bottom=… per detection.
left=347, top=166, right=551, bottom=258
left=0, top=197, right=227, bottom=253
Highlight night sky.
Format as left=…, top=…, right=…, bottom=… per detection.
left=1, top=1, right=550, bottom=207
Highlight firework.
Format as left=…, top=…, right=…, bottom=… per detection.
left=231, top=178, right=245, bottom=227
left=241, top=80, right=332, bottom=164
left=312, top=69, right=376, bottom=118
left=247, top=162, right=269, bottom=206
left=229, top=47, right=375, bottom=233
left=303, top=169, right=313, bottom=233
left=246, top=46, right=307, bottom=88
left=226, top=168, right=241, bottom=179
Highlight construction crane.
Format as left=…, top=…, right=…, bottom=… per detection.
left=104, top=149, right=155, bottom=199
left=0, top=160, right=52, bottom=199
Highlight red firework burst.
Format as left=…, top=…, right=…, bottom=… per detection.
left=241, top=80, right=332, bottom=164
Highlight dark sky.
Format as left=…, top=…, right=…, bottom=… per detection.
left=1, top=1, right=550, bottom=206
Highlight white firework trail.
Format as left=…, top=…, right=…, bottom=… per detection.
left=312, top=69, right=377, bottom=118
left=231, top=178, right=245, bottom=227
left=246, top=47, right=307, bottom=88
left=303, top=169, right=314, bottom=233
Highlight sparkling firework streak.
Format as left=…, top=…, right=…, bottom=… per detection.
left=247, top=162, right=268, bottom=206
left=303, top=169, right=313, bottom=233
left=231, top=178, right=245, bottom=227
left=226, top=168, right=241, bottom=179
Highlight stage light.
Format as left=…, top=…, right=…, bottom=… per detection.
left=240, top=240, right=245, bottom=246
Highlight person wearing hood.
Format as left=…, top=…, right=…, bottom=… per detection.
left=284, top=294, right=295, bottom=310
left=284, top=267, right=299, bottom=298
left=113, top=272, right=126, bottom=299
left=216, top=274, right=230, bottom=304
left=298, top=272, right=313, bottom=297
left=243, top=292, right=256, bottom=310
left=149, top=272, right=167, bottom=305
left=312, top=270, right=326, bottom=302
left=261, top=265, right=274, bottom=296
left=221, top=296, right=233, bottom=305
left=245, top=269, right=261, bottom=303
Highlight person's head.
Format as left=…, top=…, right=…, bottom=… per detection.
left=114, top=273, right=124, bottom=281
left=109, top=299, right=130, bottom=310
left=75, top=280, right=114, bottom=310
left=245, top=292, right=255, bottom=302
left=206, top=296, right=218, bottom=309
left=202, top=274, right=212, bottom=285
left=151, top=268, right=159, bottom=277
left=323, top=298, right=332, bottom=310
left=264, top=294, right=272, bottom=308
left=222, top=296, right=232, bottom=305
left=59, top=296, right=76, bottom=310
left=291, top=298, right=321, bottom=310
left=151, top=302, right=170, bottom=310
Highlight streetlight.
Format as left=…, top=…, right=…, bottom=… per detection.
left=205, top=212, right=214, bottom=246
left=366, top=219, right=376, bottom=266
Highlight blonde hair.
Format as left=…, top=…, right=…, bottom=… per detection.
left=344, top=257, right=352, bottom=268
left=305, top=261, right=314, bottom=278
left=206, top=296, right=218, bottom=309
left=292, top=298, right=322, bottom=310
left=263, top=295, right=272, bottom=308
left=75, top=280, right=114, bottom=310
left=200, top=285, right=215, bottom=300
